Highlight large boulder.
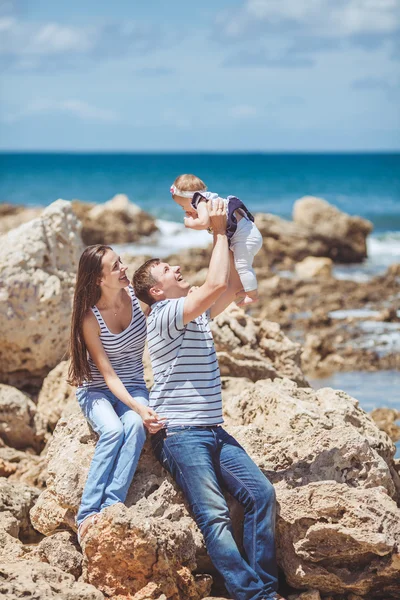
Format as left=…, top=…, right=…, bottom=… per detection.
left=0, top=204, right=43, bottom=235
left=35, top=360, right=78, bottom=436
left=71, top=194, right=158, bottom=245
left=0, top=384, right=46, bottom=451
left=0, top=445, right=47, bottom=489
left=30, top=376, right=400, bottom=598
left=254, top=198, right=372, bottom=267
left=292, top=196, right=373, bottom=263
left=0, top=200, right=84, bottom=388
left=211, top=305, right=308, bottom=386
left=0, top=478, right=41, bottom=542
left=295, top=256, right=333, bottom=279
left=0, top=561, right=105, bottom=600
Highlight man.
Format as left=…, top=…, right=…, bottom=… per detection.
left=133, top=200, right=281, bottom=600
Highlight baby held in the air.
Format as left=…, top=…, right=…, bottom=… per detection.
left=170, top=173, right=263, bottom=306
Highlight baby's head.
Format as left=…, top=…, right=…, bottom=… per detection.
left=170, top=174, right=207, bottom=214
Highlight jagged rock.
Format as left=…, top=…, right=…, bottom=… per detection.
left=0, top=204, right=43, bottom=235
left=277, top=482, right=400, bottom=597
left=71, top=194, right=158, bottom=245
left=0, top=384, right=46, bottom=451
left=370, top=407, right=400, bottom=444
left=295, top=256, right=333, bottom=279
left=29, top=531, right=83, bottom=579
left=0, top=560, right=105, bottom=599
left=0, top=446, right=47, bottom=489
left=254, top=197, right=372, bottom=267
left=81, top=502, right=212, bottom=600
left=211, top=305, right=308, bottom=386
left=35, top=360, right=78, bottom=435
left=30, top=375, right=400, bottom=598
left=0, top=512, right=25, bottom=560
left=292, top=196, right=373, bottom=262
left=0, top=200, right=84, bottom=388
left=0, top=478, right=41, bottom=542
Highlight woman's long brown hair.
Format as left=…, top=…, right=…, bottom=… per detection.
left=68, top=244, right=112, bottom=386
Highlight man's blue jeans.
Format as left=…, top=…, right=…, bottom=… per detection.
left=152, top=425, right=278, bottom=600
left=76, top=385, right=148, bottom=526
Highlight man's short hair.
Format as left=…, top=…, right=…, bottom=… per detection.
left=133, top=258, right=161, bottom=306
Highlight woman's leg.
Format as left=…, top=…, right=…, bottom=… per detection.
left=100, top=386, right=148, bottom=511
left=76, top=388, right=125, bottom=526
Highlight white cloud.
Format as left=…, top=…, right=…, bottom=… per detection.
left=3, top=100, right=119, bottom=124
left=230, top=105, right=258, bottom=118
left=0, top=16, right=170, bottom=71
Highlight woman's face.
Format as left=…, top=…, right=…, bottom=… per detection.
left=99, top=249, right=129, bottom=289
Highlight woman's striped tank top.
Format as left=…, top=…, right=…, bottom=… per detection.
left=80, top=285, right=147, bottom=390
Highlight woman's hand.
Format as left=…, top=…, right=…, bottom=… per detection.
left=137, top=405, right=166, bottom=433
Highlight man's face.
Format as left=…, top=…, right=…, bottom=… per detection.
left=150, top=262, right=190, bottom=300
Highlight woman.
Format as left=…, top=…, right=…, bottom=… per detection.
left=68, top=244, right=164, bottom=544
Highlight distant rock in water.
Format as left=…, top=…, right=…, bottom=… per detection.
left=71, top=194, right=158, bottom=245
left=0, top=200, right=84, bottom=389
left=255, top=195, right=372, bottom=267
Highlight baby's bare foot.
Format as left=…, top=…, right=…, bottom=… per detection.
left=236, top=294, right=259, bottom=306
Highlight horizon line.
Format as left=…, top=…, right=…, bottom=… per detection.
left=0, top=149, right=399, bottom=155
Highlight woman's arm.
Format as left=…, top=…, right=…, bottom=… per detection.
left=184, top=201, right=211, bottom=229
left=82, top=313, right=164, bottom=430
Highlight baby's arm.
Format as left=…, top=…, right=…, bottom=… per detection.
left=184, top=201, right=211, bottom=230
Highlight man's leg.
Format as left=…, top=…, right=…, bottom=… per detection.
left=153, top=427, right=271, bottom=600
left=216, top=428, right=278, bottom=598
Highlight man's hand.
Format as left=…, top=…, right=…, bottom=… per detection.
left=208, top=198, right=227, bottom=235
left=137, top=405, right=166, bottom=434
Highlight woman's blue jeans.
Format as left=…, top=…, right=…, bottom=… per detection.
left=152, top=425, right=278, bottom=600
left=76, top=385, right=148, bottom=526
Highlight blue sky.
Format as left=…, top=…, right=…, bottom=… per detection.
left=0, top=0, right=399, bottom=151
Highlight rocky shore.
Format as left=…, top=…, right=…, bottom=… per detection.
left=0, top=197, right=399, bottom=600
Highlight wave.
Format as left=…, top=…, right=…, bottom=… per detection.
left=114, top=219, right=211, bottom=258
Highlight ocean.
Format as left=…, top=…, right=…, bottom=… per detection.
left=1, top=152, right=399, bottom=447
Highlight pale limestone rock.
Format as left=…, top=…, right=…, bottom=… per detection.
left=29, top=531, right=83, bottom=579
left=277, top=482, right=400, bottom=597
left=82, top=503, right=212, bottom=600
left=0, top=384, right=46, bottom=451
left=0, top=446, right=47, bottom=489
left=370, top=407, right=400, bottom=443
left=0, top=478, right=41, bottom=542
left=293, top=196, right=373, bottom=262
left=0, top=512, right=25, bottom=560
left=30, top=376, right=400, bottom=598
left=72, top=194, right=158, bottom=245
left=35, top=360, right=78, bottom=435
left=211, top=305, right=307, bottom=386
left=0, top=205, right=43, bottom=235
left=0, top=560, right=105, bottom=599
left=295, top=257, right=333, bottom=279
left=0, top=200, right=84, bottom=386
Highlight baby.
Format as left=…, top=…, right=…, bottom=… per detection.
left=170, top=173, right=263, bottom=306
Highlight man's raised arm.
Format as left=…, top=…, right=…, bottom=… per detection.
left=182, top=199, right=229, bottom=325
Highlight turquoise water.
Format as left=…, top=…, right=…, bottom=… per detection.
left=1, top=152, right=399, bottom=229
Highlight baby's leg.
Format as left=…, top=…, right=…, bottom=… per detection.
left=231, top=222, right=263, bottom=306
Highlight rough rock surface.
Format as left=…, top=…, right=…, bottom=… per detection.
left=0, top=445, right=47, bottom=488
left=0, top=200, right=84, bottom=387
left=0, top=478, right=41, bottom=542
left=0, top=560, right=105, bottom=599
left=211, top=305, right=308, bottom=386
left=71, top=194, right=158, bottom=245
left=0, top=203, right=43, bottom=235
left=292, top=196, right=373, bottom=262
left=0, top=384, right=46, bottom=451
left=36, top=360, right=78, bottom=436
left=29, top=531, right=83, bottom=579
left=370, top=408, right=400, bottom=444
left=31, top=375, right=400, bottom=598
left=295, top=256, right=333, bottom=279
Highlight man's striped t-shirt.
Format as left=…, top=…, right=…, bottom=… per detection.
left=147, top=297, right=223, bottom=427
